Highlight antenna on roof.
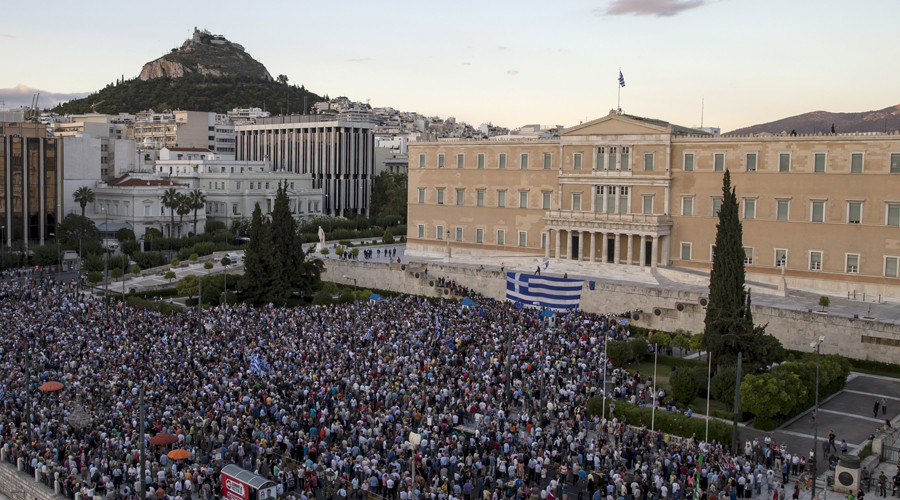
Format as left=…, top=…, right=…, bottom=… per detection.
left=701, top=97, right=705, bottom=128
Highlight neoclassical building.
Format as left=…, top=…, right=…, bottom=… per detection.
left=407, top=110, right=900, bottom=296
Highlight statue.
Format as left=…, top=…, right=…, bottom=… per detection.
left=316, top=226, right=326, bottom=252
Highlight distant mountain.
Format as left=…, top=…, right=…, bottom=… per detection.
left=52, top=28, right=321, bottom=115
left=727, top=105, right=900, bottom=135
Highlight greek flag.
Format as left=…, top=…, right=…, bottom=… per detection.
left=618, top=70, right=626, bottom=88
left=249, top=353, right=267, bottom=376
left=506, top=272, right=584, bottom=311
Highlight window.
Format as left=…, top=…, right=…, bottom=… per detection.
left=455, top=227, right=463, bottom=242
left=811, top=201, right=825, bottom=222
left=776, top=199, right=790, bottom=221
left=573, top=153, right=582, bottom=171
left=775, top=249, right=787, bottom=268
left=683, top=153, right=694, bottom=172
left=542, top=192, right=551, bottom=210
left=477, top=153, right=485, bottom=169
left=457, top=153, right=464, bottom=169
left=851, top=153, right=864, bottom=173
left=519, top=191, right=528, bottom=208
left=476, top=189, right=485, bottom=207
left=620, top=147, right=630, bottom=170
left=497, top=190, right=506, bottom=208
left=417, top=188, right=425, bottom=204
left=680, top=242, right=692, bottom=261
left=597, top=147, right=605, bottom=170
left=891, top=153, right=900, bottom=174
left=642, top=195, right=653, bottom=214
left=608, top=147, right=617, bottom=170
left=438, top=153, right=445, bottom=169
left=418, top=153, right=426, bottom=168
left=846, top=254, right=859, bottom=274
left=886, top=257, right=899, bottom=278
left=644, top=153, right=654, bottom=171
left=712, top=197, right=723, bottom=216
left=572, top=193, right=582, bottom=211
left=810, top=251, right=823, bottom=271
left=417, top=224, right=425, bottom=238
left=436, top=226, right=444, bottom=240
left=779, top=153, right=791, bottom=172
left=618, top=186, right=629, bottom=214
left=606, top=186, right=617, bottom=213
left=714, top=153, right=725, bottom=172
left=541, top=233, right=547, bottom=249
left=520, top=153, right=529, bottom=169
left=681, top=196, right=694, bottom=216
left=743, top=247, right=754, bottom=265
left=888, top=203, right=900, bottom=226
left=543, top=153, right=552, bottom=170
left=436, top=188, right=445, bottom=205
left=848, top=202, right=862, bottom=224
left=743, top=199, right=756, bottom=219
left=746, top=153, right=757, bottom=172
left=476, top=228, right=484, bottom=244
left=456, top=189, right=465, bottom=206
left=518, top=231, right=527, bottom=247
left=497, top=230, right=505, bottom=246
left=814, top=153, right=826, bottom=173
left=498, top=153, right=507, bottom=169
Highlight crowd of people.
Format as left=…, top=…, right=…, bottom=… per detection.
left=0, top=272, right=819, bottom=500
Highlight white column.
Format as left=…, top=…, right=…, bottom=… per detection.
left=589, top=232, right=596, bottom=263
left=661, top=235, right=670, bottom=266
left=545, top=230, right=552, bottom=259
left=600, top=232, right=608, bottom=263
left=651, top=236, right=659, bottom=269
left=627, top=234, right=634, bottom=265
left=566, top=230, right=573, bottom=260
left=555, top=230, right=561, bottom=260
left=613, top=233, right=620, bottom=264
left=640, top=235, right=647, bottom=267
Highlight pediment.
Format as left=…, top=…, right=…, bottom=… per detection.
left=562, top=110, right=673, bottom=137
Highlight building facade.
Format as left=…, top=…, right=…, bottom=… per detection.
left=0, top=123, right=63, bottom=247
left=235, top=116, right=375, bottom=217
left=407, top=110, right=900, bottom=296
left=133, top=111, right=236, bottom=159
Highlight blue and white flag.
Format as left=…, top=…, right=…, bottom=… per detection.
left=506, top=272, right=584, bottom=311
left=249, top=353, right=267, bottom=376
left=618, top=70, right=626, bottom=88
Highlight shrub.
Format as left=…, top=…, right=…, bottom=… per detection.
left=87, top=271, right=103, bottom=284
left=111, top=268, right=123, bottom=280
left=383, top=228, right=394, bottom=244
left=130, top=265, right=141, bottom=275
left=585, top=396, right=732, bottom=446
left=339, top=240, right=351, bottom=246
left=711, top=365, right=738, bottom=405
left=338, top=290, right=355, bottom=303
left=670, top=367, right=700, bottom=405
left=320, top=248, right=329, bottom=256
left=171, top=258, right=180, bottom=267
left=607, top=340, right=633, bottom=367
left=320, top=281, right=339, bottom=295
left=629, top=337, right=649, bottom=363
left=351, top=248, right=359, bottom=257
left=204, top=261, right=214, bottom=270
left=335, top=247, right=345, bottom=256
left=189, top=253, right=199, bottom=261
left=126, top=296, right=181, bottom=314
left=312, top=290, right=332, bottom=305
left=132, top=251, right=167, bottom=269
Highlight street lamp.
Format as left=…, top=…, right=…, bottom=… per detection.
left=102, top=207, right=109, bottom=318
left=650, top=336, right=659, bottom=433
left=342, top=274, right=357, bottom=292
left=811, top=335, right=825, bottom=500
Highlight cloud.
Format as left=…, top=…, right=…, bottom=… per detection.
left=345, top=57, right=372, bottom=63
left=599, top=0, right=705, bottom=16
left=496, top=46, right=509, bottom=51
left=507, top=70, right=519, bottom=76
left=0, top=34, right=14, bottom=39
left=0, top=84, right=90, bottom=109
left=462, top=62, right=472, bottom=66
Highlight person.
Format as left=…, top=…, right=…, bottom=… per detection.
left=535, top=266, right=541, bottom=276
left=878, top=471, right=887, bottom=497
left=874, top=400, right=881, bottom=418
left=861, top=467, right=871, bottom=492
left=882, top=397, right=888, bottom=416
left=563, top=273, right=568, bottom=279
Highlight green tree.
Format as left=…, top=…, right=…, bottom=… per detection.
left=383, top=228, right=394, bottom=244
left=87, top=270, right=103, bottom=285
left=188, top=189, right=207, bottom=236
left=161, top=188, right=181, bottom=238
left=131, top=264, right=141, bottom=275
left=240, top=203, right=272, bottom=304
left=164, top=270, right=176, bottom=283
left=176, top=274, right=200, bottom=299
left=57, top=214, right=102, bottom=254
left=269, top=181, right=321, bottom=304
left=176, top=193, right=191, bottom=238
left=818, top=296, right=830, bottom=312
left=117, top=228, right=136, bottom=241
left=370, top=171, right=408, bottom=223
left=111, top=268, right=123, bottom=281
left=144, top=227, right=163, bottom=240
left=739, top=371, right=806, bottom=430
left=204, top=261, right=213, bottom=271
left=72, top=187, right=95, bottom=217
left=670, top=367, right=700, bottom=405
left=33, top=244, right=60, bottom=266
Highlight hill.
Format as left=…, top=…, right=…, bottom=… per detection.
left=727, top=104, right=900, bottom=135
left=51, top=28, right=322, bottom=115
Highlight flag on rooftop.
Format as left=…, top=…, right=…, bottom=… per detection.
left=618, top=70, right=626, bottom=88
left=506, top=272, right=584, bottom=311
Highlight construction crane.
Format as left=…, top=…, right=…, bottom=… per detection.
left=25, top=93, right=40, bottom=122
left=90, top=100, right=105, bottom=113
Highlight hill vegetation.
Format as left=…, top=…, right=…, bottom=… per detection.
left=51, top=74, right=323, bottom=115
left=727, top=104, right=900, bottom=135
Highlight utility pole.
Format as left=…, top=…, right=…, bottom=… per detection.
left=197, top=279, right=202, bottom=333
left=139, top=386, right=146, bottom=498
left=732, top=351, right=743, bottom=455
left=24, top=348, right=31, bottom=443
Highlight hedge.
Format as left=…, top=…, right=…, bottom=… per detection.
left=585, top=396, right=732, bottom=446
left=126, top=296, right=182, bottom=314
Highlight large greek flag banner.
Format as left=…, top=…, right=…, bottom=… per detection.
left=506, top=272, right=585, bottom=311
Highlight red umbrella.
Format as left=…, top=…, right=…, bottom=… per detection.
left=167, top=449, right=190, bottom=460
left=150, top=433, right=178, bottom=446
left=38, top=381, right=64, bottom=393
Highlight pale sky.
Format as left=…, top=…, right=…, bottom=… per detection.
left=1, top=0, right=898, bottom=132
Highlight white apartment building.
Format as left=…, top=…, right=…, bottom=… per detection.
left=134, top=110, right=237, bottom=160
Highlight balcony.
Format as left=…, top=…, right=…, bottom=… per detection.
left=544, top=210, right=672, bottom=235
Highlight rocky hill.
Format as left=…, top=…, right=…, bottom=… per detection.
left=727, top=104, right=900, bottom=135
left=139, top=28, right=272, bottom=81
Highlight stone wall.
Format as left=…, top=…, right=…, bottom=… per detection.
left=0, top=456, right=66, bottom=500
left=325, top=260, right=900, bottom=363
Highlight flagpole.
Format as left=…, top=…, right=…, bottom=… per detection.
left=617, top=67, right=621, bottom=112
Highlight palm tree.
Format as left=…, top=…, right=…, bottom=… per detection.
left=161, top=188, right=180, bottom=238
left=188, top=189, right=207, bottom=236
left=73, top=187, right=95, bottom=217
left=176, top=193, right=191, bottom=238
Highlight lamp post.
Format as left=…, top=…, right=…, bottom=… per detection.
left=602, top=329, right=609, bottom=423
left=445, top=229, right=451, bottom=262
left=811, top=335, right=825, bottom=500
left=343, top=274, right=357, bottom=292
left=102, top=207, right=109, bottom=318
left=650, top=338, right=659, bottom=433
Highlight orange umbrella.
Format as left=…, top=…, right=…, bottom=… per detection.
left=167, top=449, right=191, bottom=460
left=38, top=381, right=64, bottom=393
left=150, top=433, right=178, bottom=446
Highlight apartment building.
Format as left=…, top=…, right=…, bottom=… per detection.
left=408, top=110, right=900, bottom=296
left=133, top=110, right=236, bottom=160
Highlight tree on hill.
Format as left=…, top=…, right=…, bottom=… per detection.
left=703, top=170, right=783, bottom=369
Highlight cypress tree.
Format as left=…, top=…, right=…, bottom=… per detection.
left=240, top=203, right=271, bottom=304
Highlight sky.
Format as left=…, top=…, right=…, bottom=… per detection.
left=1, top=0, right=898, bottom=132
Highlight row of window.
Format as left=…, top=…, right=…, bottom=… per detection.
left=416, top=224, right=541, bottom=248
left=419, top=149, right=900, bottom=174
left=679, top=196, right=900, bottom=226
left=417, top=187, right=553, bottom=209
left=207, top=181, right=297, bottom=190
left=679, top=243, right=899, bottom=277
